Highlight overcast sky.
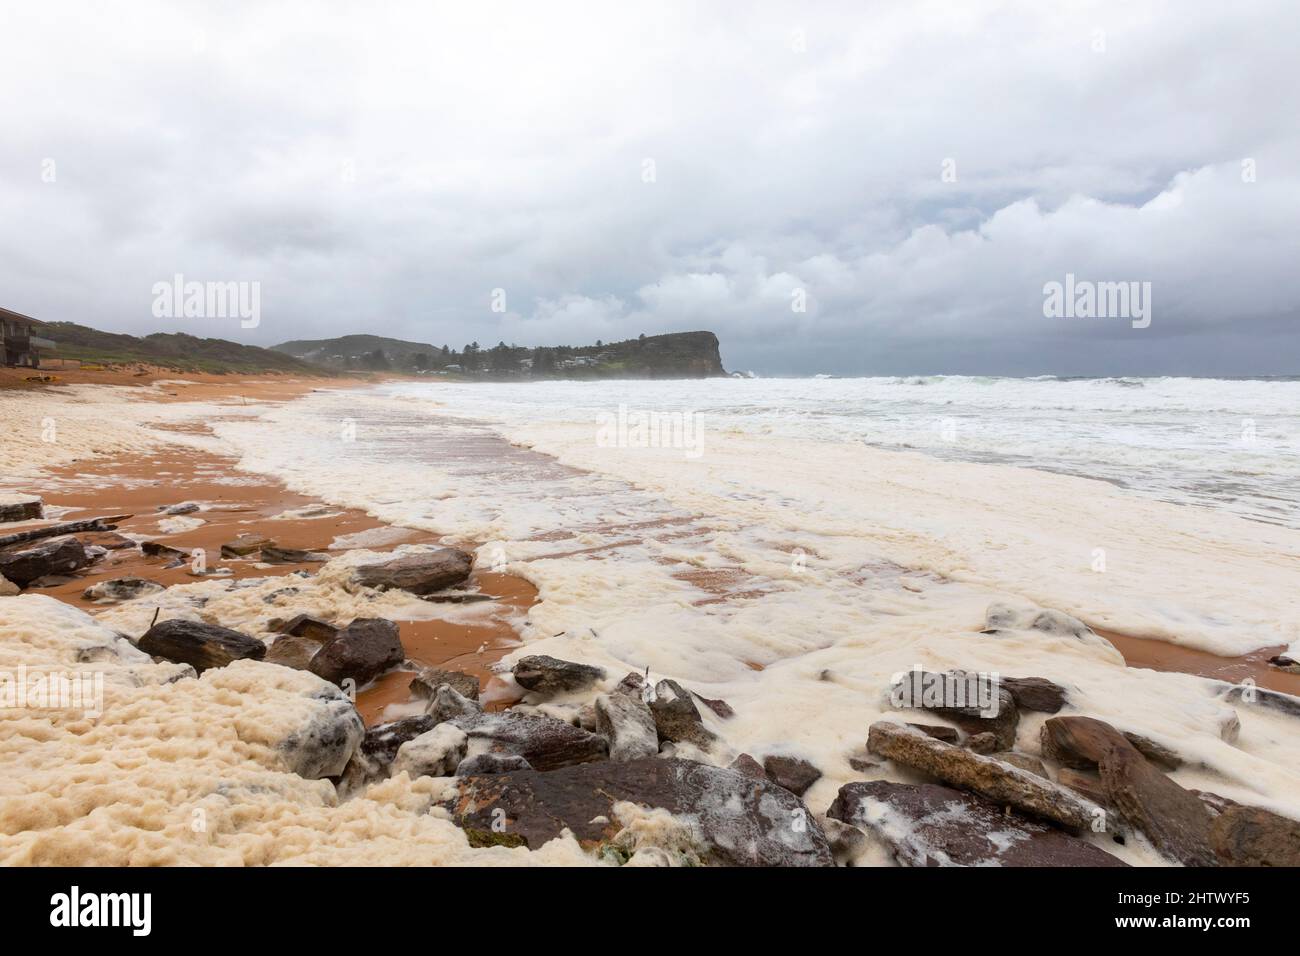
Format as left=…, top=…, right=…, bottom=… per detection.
left=2, top=1, right=1298, bottom=375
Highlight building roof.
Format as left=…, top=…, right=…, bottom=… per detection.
left=0, top=307, right=39, bottom=327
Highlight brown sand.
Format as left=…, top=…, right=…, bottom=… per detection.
left=4, top=376, right=535, bottom=724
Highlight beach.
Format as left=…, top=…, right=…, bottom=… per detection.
left=1, top=374, right=1298, bottom=866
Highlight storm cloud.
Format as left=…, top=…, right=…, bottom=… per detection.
left=2, top=1, right=1298, bottom=375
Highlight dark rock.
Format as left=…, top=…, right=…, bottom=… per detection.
left=1098, top=740, right=1216, bottom=866
left=891, top=669, right=1020, bottom=750
left=426, top=684, right=483, bottom=723
left=1267, top=655, right=1300, bottom=674
left=409, top=666, right=481, bottom=701
left=1040, top=715, right=1125, bottom=769
left=138, top=619, right=265, bottom=672
left=269, top=613, right=338, bottom=645
left=448, top=710, right=608, bottom=771
left=965, top=732, right=998, bottom=754
left=1210, top=805, right=1300, bottom=866
left=867, top=721, right=1101, bottom=832
left=351, top=547, right=473, bottom=595
left=160, top=502, right=200, bottom=516
left=445, top=757, right=833, bottom=866
left=1224, top=683, right=1300, bottom=719
left=265, top=634, right=323, bottom=670
left=1042, top=717, right=1181, bottom=773
left=220, top=533, right=274, bottom=558
left=456, top=753, right=533, bottom=776
left=594, top=692, right=659, bottom=761
left=763, top=755, right=822, bottom=796
left=729, top=753, right=767, bottom=780
left=82, top=577, right=164, bottom=603
left=1042, top=715, right=1214, bottom=862
left=848, top=754, right=880, bottom=773
left=512, top=654, right=606, bottom=696
left=0, top=537, right=90, bottom=587
left=392, top=724, right=468, bottom=778
left=648, top=678, right=717, bottom=749
left=907, top=722, right=960, bottom=743
left=828, top=781, right=1126, bottom=867
left=261, top=545, right=330, bottom=564
left=141, top=541, right=188, bottom=564
left=1001, top=676, right=1068, bottom=714
left=308, top=617, right=404, bottom=687
left=0, top=495, right=43, bottom=523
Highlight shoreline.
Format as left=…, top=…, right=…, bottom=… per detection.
left=6, top=373, right=1296, bottom=696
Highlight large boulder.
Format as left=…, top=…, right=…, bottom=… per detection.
left=308, top=617, right=404, bottom=687
left=392, top=724, right=469, bottom=779
left=828, top=781, right=1126, bottom=867
left=444, top=757, right=834, bottom=866
left=512, top=655, right=606, bottom=696
left=1098, top=741, right=1216, bottom=866
left=448, top=710, right=608, bottom=771
left=276, top=684, right=365, bottom=779
left=351, top=547, right=473, bottom=595
left=0, top=537, right=91, bottom=588
left=138, top=619, right=266, bottom=672
left=594, top=692, right=659, bottom=761
left=1042, top=716, right=1216, bottom=864
left=867, top=721, right=1102, bottom=832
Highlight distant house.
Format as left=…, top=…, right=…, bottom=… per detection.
left=0, top=307, right=55, bottom=367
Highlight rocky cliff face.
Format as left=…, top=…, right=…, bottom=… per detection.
left=603, top=331, right=725, bottom=378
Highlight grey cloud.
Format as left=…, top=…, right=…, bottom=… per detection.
left=1, top=1, right=1297, bottom=373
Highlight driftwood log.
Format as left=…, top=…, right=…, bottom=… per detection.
left=0, top=515, right=131, bottom=550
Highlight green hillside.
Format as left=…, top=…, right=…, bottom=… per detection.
left=37, top=322, right=329, bottom=375
left=273, top=330, right=727, bottom=379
